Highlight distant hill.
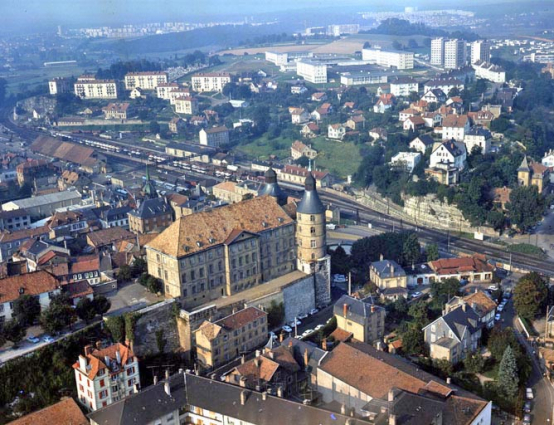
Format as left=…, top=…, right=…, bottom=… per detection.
left=95, top=24, right=291, bottom=55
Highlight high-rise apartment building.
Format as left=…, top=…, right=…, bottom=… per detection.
left=471, top=40, right=491, bottom=64
left=124, top=71, right=168, bottom=90
left=431, top=38, right=445, bottom=66
left=431, top=38, right=467, bottom=69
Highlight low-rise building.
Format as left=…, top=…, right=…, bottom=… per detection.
left=425, top=163, right=460, bottom=186
left=0, top=209, right=31, bottom=231
left=74, top=76, right=117, bottom=99
left=445, top=290, right=497, bottom=329
left=472, top=61, right=506, bottom=83
left=422, top=88, right=447, bottom=104
left=0, top=271, right=61, bottom=323
left=199, top=126, right=230, bottom=147
left=464, top=127, right=491, bottom=154
left=128, top=197, right=173, bottom=234
left=155, top=82, right=181, bottom=100
left=296, top=60, right=327, bottom=84
left=423, top=304, right=482, bottom=364
left=403, top=116, right=425, bottom=131
left=428, top=255, right=494, bottom=283
left=518, top=155, right=550, bottom=194
left=291, top=140, right=317, bottom=160
left=340, top=72, right=387, bottom=86
left=9, top=397, right=88, bottom=425
left=73, top=342, right=140, bottom=411
left=124, top=71, right=168, bottom=90
left=362, top=48, right=414, bottom=70
left=86, top=227, right=135, bottom=251
left=213, top=180, right=260, bottom=204
left=369, top=259, right=407, bottom=293
left=102, top=103, right=132, bottom=120
left=389, top=77, right=419, bottom=97
left=168, top=117, right=186, bottom=134
left=174, top=96, right=198, bottom=115
left=334, top=295, right=385, bottom=344
left=290, top=107, right=310, bottom=124
left=191, top=72, right=232, bottom=93
left=194, top=307, right=268, bottom=369
left=424, top=77, right=464, bottom=95
left=389, top=151, right=421, bottom=173
left=279, top=165, right=330, bottom=188
left=328, top=124, right=346, bottom=140
left=409, top=134, right=435, bottom=153
left=48, top=77, right=72, bottom=95
left=430, top=140, right=467, bottom=170
left=2, top=190, right=82, bottom=219
left=441, top=114, right=470, bottom=141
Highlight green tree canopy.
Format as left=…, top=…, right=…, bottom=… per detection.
left=507, top=185, right=544, bottom=232
left=513, top=272, right=548, bottom=320
left=426, top=243, right=440, bottom=261
left=76, top=298, right=97, bottom=323
left=3, top=320, right=25, bottom=346
left=498, top=345, right=519, bottom=400
left=93, top=295, right=111, bottom=316
left=105, top=315, right=126, bottom=343
left=12, top=295, right=41, bottom=327
left=402, top=232, right=421, bottom=266
left=430, top=278, right=460, bottom=305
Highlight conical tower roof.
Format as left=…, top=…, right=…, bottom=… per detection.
left=297, top=172, right=324, bottom=214
left=258, top=167, right=288, bottom=206
left=142, top=164, right=158, bottom=199
left=518, top=156, right=531, bottom=172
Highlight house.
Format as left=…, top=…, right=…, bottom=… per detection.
left=467, top=110, right=495, bottom=128
left=492, top=186, right=512, bottom=210
left=67, top=255, right=103, bottom=286
left=0, top=271, right=61, bottom=323
left=291, top=140, right=317, bottom=160
left=279, top=165, right=331, bottom=188
left=518, top=156, right=550, bottom=194
left=441, top=114, right=470, bottom=141
left=345, top=115, right=365, bottom=131
left=389, top=77, right=419, bottom=97
left=398, top=107, right=419, bottom=122
left=86, top=227, right=135, bottom=251
left=430, top=140, right=467, bottom=170
left=311, top=103, right=332, bottom=121
left=290, top=107, right=310, bottom=125
left=369, top=259, right=408, bottom=299
left=445, top=290, right=497, bottom=329
left=328, top=124, right=346, bottom=140
left=403, top=116, right=425, bottom=131
left=369, top=127, right=388, bottom=141
left=102, top=103, right=132, bottom=120
left=424, top=77, right=464, bottom=95
left=422, top=88, right=447, bottom=104
left=0, top=209, right=31, bottom=231
left=9, top=397, right=88, bottom=425
left=0, top=225, right=50, bottom=262
left=300, top=122, right=320, bottom=138
left=168, top=117, right=186, bottom=134
left=174, top=97, right=199, bottom=115
left=422, top=112, right=443, bottom=128
left=311, top=92, right=327, bottom=102
left=423, top=304, right=482, bottom=364
left=199, top=126, right=230, bottom=147
left=129, top=87, right=143, bottom=99
left=410, top=99, right=429, bottom=113
left=291, top=85, right=307, bottom=94
left=128, top=197, right=174, bottom=234
left=73, top=342, right=139, bottom=411
left=334, top=295, right=386, bottom=344
left=464, top=127, right=491, bottom=154
left=47, top=210, right=88, bottom=238
left=212, top=180, right=260, bottom=204
left=373, top=94, right=395, bottom=114
left=194, top=307, right=268, bottom=370
left=428, top=255, right=494, bottom=283
left=377, top=84, right=390, bottom=96
left=316, top=341, right=492, bottom=423
left=390, top=152, right=421, bottom=173
left=425, top=163, right=460, bottom=186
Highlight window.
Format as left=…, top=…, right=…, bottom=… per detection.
left=191, top=270, right=195, bottom=280
left=199, top=268, right=204, bottom=278
left=100, top=379, right=105, bottom=387
left=311, top=240, right=316, bottom=248
left=310, top=215, right=315, bottom=222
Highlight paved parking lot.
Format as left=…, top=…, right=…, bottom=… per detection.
left=105, top=281, right=161, bottom=316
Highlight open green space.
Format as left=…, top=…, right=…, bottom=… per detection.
left=506, top=243, right=545, bottom=257
left=235, top=135, right=291, bottom=160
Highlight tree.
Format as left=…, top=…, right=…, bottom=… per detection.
left=426, top=243, right=440, bottom=261
left=105, top=315, right=126, bottom=343
left=464, top=352, right=485, bottom=374
left=363, top=41, right=371, bottom=49
left=408, top=300, right=430, bottom=326
left=330, top=245, right=350, bottom=276
left=3, top=320, right=25, bottom=346
left=118, top=265, right=133, bottom=282
left=434, top=359, right=454, bottom=377
left=498, top=345, right=519, bottom=400
left=267, top=301, right=285, bottom=328
left=40, top=300, right=75, bottom=335
left=146, top=276, right=162, bottom=294
left=401, top=326, right=425, bottom=355
left=507, top=186, right=544, bottom=232
left=402, top=232, right=421, bottom=266
left=407, top=39, right=418, bottom=49
left=93, top=295, right=111, bottom=316
left=392, top=40, right=402, bottom=50
left=149, top=121, right=161, bottom=134
left=76, top=298, right=97, bottom=323
left=430, top=278, right=460, bottom=305
left=0, top=78, right=7, bottom=106
left=448, top=87, right=460, bottom=98
left=513, top=272, right=548, bottom=320
left=12, top=295, right=41, bottom=327
left=131, top=258, right=147, bottom=276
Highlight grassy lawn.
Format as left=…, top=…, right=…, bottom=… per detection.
left=507, top=243, right=545, bottom=257
left=482, top=362, right=499, bottom=380
left=310, top=137, right=362, bottom=179
left=235, top=136, right=291, bottom=160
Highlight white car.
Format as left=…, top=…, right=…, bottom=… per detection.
left=497, top=305, right=504, bottom=312
left=333, top=274, right=347, bottom=283
left=495, top=313, right=501, bottom=321
left=298, top=313, right=309, bottom=320
left=27, top=336, right=40, bottom=344
left=488, top=285, right=497, bottom=291
left=42, top=335, right=55, bottom=343
left=309, top=308, right=319, bottom=316
left=281, top=325, right=293, bottom=333
left=302, top=329, right=314, bottom=337
left=526, top=388, right=534, bottom=400
left=315, top=324, right=324, bottom=331
left=411, top=292, right=422, bottom=299
left=290, top=319, right=302, bottom=327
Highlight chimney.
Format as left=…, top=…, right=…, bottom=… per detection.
left=388, top=389, right=396, bottom=402
left=322, top=338, right=328, bottom=351
left=255, top=349, right=261, bottom=357
left=462, top=303, right=467, bottom=312
left=95, top=341, right=102, bottom=350
left=241, top=355, right=245, bottom=364
left=164, top=381, right=171, bottom=397
left=239, top=377, right=247, bottom=388
left=262, top=391, right=267, bottom=401
left=288, top=339, right=293, bottom=348
left=240, top=390, right=248, bottom=405
left=389, top=414, right=397, bottom=425
left=268, top=351, right=275, bottom=360
left=116, top=350, right=121, bottom=365
left=380, top=253, right=384, bottom=261
left=341, top=404, right=346, bottom=415
left=165, top=369, right=170, bottom=380
left=304, top=348, right=309, bottom=367
left=446, top=377, right=452, bottom=385
left=134, top=383, right=140, bottom=393
left=390, top=264, right=395, bottom=275
left=153, top=376, right=158, bottom=385
left=254, top=358, right=260, bottom=368
left=343, top=303, right=348, bottom=317
left=350, top=408, right=355, bottom=417
left=279, top=332, right=284, bottom=342
left=78, top=355, right=87, bottom=371
left=84, top=345, right=93, bottom=356
left=371, top=305, right=376, bottom=313
left=277, top=386, right=283, bottom=398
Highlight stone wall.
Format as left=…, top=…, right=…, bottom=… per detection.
left=402, top=194, right=475, bottom=232
left=282, top=275, right=316, bottom=322
left=131, top=299, right=181, bottom=357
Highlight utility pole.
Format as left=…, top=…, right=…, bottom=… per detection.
left=447, top=230, right=450, bottom=254
left=348, top=272, right=352, bottom=296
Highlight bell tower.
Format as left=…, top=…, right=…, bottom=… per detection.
left=296, top=171, right=331, bottom=306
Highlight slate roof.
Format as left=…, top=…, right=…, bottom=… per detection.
left=370, top=260, right=406, bottom=278
left=128, top=197, right=172, bottom=220
left=425, top=305, right=481, bottom=342
left=412, top=134, right=434, bottom=147
left=333, top=294, right=382, bottom=325
left=31, top=136, right=100, bottom=166
left=296, top=173, right=325, bottom=215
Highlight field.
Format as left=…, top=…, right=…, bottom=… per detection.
left=236, top=135, right=362, bottom=179
left=1, top=63, right=88, bottom=95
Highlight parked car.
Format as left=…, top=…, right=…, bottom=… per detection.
left=42, top=335, right=55, bottom=343
left=315, top=324, right=324, bottom=331
left=495, top=313, right=501, bottom=321
left=298, top=313, right=309, bottom=320
left=524, top=401, right=532, bottom=413
left=526, top=388, right=534, bottom=400
left=281, top=325, right=293, bottom=333
left=411, top=292, right=422, bottom=299
left=302, top=329, right=314, bottom=337
left=309, top=308, right=319, bottom=315
left=488, top=285, right=497, bottom=291
left=333, top=274, right=347, bottom=283
left=290, top=319, right=302, bottom=327
left=26, top=336, right=40, bottom=344
left=522, top=413, right=532, bottom=425
left=497, top=305, right=504, bottom=312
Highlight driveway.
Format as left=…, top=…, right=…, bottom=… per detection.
left=105, top=281, right=161, bottom=316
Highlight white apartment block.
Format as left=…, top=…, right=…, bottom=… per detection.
left=124, top=71, right=168, bottom=90
left=191, top=72, right=232, bottom=93
left=470, top=40, right=491, bottom=64
left=464, top=128, right=492, bottom=154
left=74, top=343, right=140, bottom=411
left=444, top=39, right=466, bottom=69
left=327, top=24, right=359, bottom=36
left=174, top=97, right=198, bottom=115
left=156, top=83, right=180, bottom=100
left=296, top=60, right=328, bottom=84
left=49, top=77, right=72, bottom=95
left=431, top=38, right=445, bottom=66
left=472, top=61, right=506, bottom=83
left=362, top=48, right=414, bottom=70
left=74, top=76, right=118, bottom=99
left=265, top=51, right=289, bottom=66
left=390, top=152, right=421, bottom=173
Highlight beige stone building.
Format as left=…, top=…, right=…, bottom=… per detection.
left=191, top=72, right=232, bottom=93
left=194, top=307, right=268, bottom=369
left=334, top=295, right=386, bottom=344
left=199, top=126, right=230, bottom=147
left=74, top=76, right=117, bottom=99
left=212, top=181, right=259, bottom=204
left=369, top=259, right=408, bottom=299
left=174, top=97, right=198, bottom=115
left=145, top=196, right=296, bottom=308
left=124, top=71, right=168, bottom=90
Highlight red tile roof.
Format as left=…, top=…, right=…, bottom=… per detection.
left=0, top=271, right=60, bottom=304
left=429, top=255, right=494, bottom=276
left=216, top=306, right=267, bottom=331
left=9, top=397, right=88, bottom=425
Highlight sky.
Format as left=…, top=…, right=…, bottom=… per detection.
left=0, top=0, right=529, bottom=32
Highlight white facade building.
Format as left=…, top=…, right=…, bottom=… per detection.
left=430, top=140, right=467, bottom=170
left=389, top=78, right=418, bottom=96
left=444, top=39, right=467, bottom=69
left=49, top=77, right=72, bottom=95
left=124, top=72, right=168, bottom=90
left=431, top=38, right=445, bottom=66
left=464, top=128, right=492, bottom=154
left=390, top=152, right=422, bottom=173
left=472, top=61, right=506, bottom=83
left=362, top=48, right=414, bottom=70
left=191, top=73, right=232, bottom=93
left=74, top=76, right=118, bottom=99
left=471, top=40, right=491, bottom=64
left=265, top=51, right=289, bottom=66
left=296, top=60, right=328, bottom=84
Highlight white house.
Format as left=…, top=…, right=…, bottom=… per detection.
left=421, top=89, right=446, bottom=104
left=390, top=152, right=422, bottom=173
left=0, top=271, right=61, bottom=323
left=464, top=127, right=492, bottom=154
left=290, top=108, right=310, bottom=124
left=328, top=124, right=346, bottom=140
left=409, top=135, right=435, bottom=153
left=542, top=149, right=554, bottom=168
left=403, top=116, right=426, bottom=131
left=441, top=114, right=470, bottom=141
left=399, top=108, right=419, bottom=122
left=389, top=77, right=419, bottom=97
left=430, top=140, right=467, bottom=170
left=373, top=97, right=393, bottom=114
